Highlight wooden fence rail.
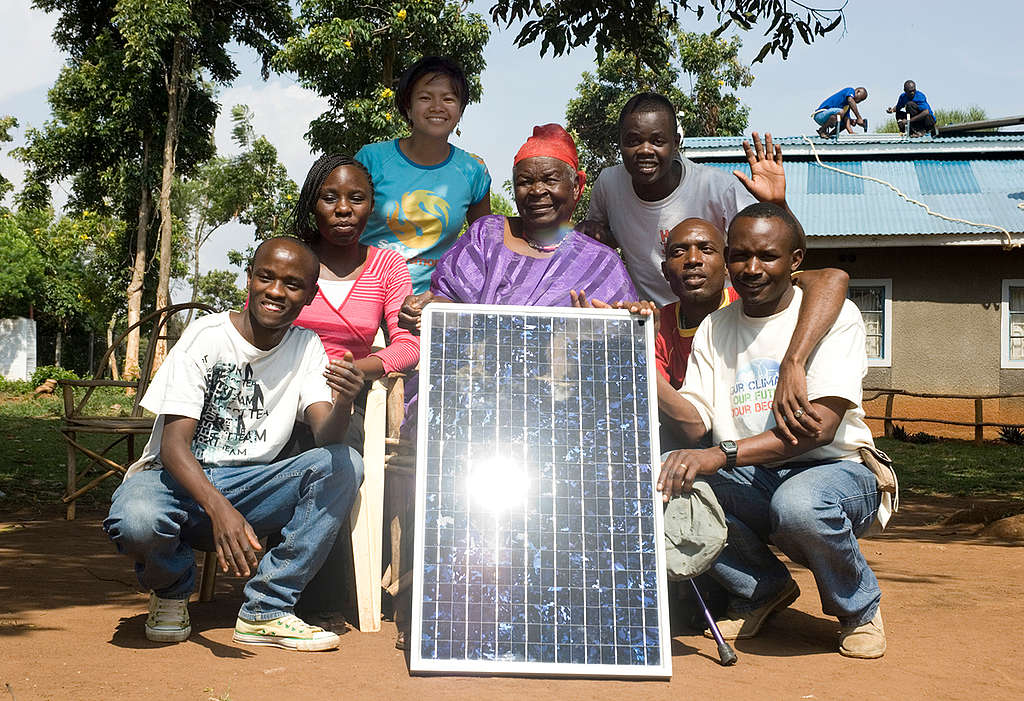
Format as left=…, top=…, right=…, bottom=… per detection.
left=863, top=388, right=1024, bottom=445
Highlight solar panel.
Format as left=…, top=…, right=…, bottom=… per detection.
left=410, top=304, right=671, bottom=678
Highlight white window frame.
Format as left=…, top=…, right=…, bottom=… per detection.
left=1001, top=279, right=1024, bottom=369
left=848, top=279, right=892, bottom=368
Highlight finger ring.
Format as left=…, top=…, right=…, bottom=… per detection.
left=793, top=409, right=804, bottom=419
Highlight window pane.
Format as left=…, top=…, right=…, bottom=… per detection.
left=865, top=336, right=882, bottom=359
left=849, top=287, right=883, bottom=313
left=1011, top=313, right=1024, bottom=339
left=1011, top=336, right=1024, bottom=361
left=849, top=285, right=886, bottom=360
left=1010, top=286, right=1024, bottom=313
left=861, top=311, right=882, bottom=336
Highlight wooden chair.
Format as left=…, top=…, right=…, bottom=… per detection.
left=380, top=373, right=416, bottom=619
left=58, top=303, right=213, bottom=520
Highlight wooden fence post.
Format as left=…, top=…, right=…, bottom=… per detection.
left=974, top=398, right=984, bottom=445
left=884, top=393, right=895, bottom=438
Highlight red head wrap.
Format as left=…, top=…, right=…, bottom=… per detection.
left=513, top=123, right=587, bottom=192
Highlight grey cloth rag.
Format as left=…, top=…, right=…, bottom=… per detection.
left=663, top=481, right=728, bottom=581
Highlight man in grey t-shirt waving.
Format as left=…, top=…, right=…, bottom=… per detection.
left=578, top=92, right=794, bottom=307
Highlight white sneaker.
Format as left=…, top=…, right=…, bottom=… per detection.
left=145, top=593, right=191, bottom=642
left=232, top=614, right=340, bottom=652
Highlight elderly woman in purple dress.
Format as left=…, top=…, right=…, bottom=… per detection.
left=399, top=123, right=639, bottom=325
left=390, top=124, right=647, bottom=650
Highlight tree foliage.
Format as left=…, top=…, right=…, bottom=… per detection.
left=276, top=0, right=490, bottom=155
left=0, top=116, right=17, bottom=206
left=876, top=105, right=989, bottom=133
left=25, top=0, right=295, bottom=373
left=566, top=30, right=753, bottom=178
left=0, top=212, right=45, bottom=316
left=176, top=104, right=297, bottom=308
left=489, top=0, right=847, bottom=69
left=16, top=26, right=216, bottom=217
left=0, top=207, right=125, bottom=331
left=191, top=269, right=246, bottom=312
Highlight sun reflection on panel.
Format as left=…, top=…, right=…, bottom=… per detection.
left=465, top=454, right=531, bottom=513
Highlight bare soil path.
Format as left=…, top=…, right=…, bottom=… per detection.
left=2, top=493, right=1023, bottom=701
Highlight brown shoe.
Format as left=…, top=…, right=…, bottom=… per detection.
left=704, top=579, right=800, bottom=641
left=839, top=608, right=886, bottom=659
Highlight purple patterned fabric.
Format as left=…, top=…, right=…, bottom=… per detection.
left=402, top=214, right=639, bottom=443
left=429, top=214, right=637, bottom=306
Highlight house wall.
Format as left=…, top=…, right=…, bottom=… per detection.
left=804, top=244, right=1024, bottom=439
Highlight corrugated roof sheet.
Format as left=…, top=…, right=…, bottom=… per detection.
left=682, top=134, right=1024, bottom=148
left=701, top=158, right=1024, bottom=236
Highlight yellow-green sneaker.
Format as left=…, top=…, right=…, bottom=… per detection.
left=145, top=593, right=191, bottom=642
left=232, top=614, right=340, bottom=652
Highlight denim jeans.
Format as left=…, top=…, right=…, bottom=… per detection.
left=702, top=459, right=881, bottom=627
left=104, top=444, right=363, bottom=621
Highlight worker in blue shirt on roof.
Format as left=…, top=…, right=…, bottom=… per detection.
left=887, top=80, right=936, bottom=137
left=812, top=87, right=867, bottom=138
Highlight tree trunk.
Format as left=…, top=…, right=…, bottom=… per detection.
left=106, top=313, right=120, bottom=381
left=154, top=34, right=186, bottom=372
left=184, top=207, right=205, bottom=326
left=124, top=134, right=153, bottom=380
left=55, top=329, right=63, bottom=367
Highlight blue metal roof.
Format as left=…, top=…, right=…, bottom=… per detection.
left=683, top=133, right=1024, bottom=161
left=701, top=158, right=1024, bottom=236
left=682, top=133, right=1024, bottom=148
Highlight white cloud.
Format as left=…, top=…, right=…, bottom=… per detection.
left=0, top=2, right=65, bottom=102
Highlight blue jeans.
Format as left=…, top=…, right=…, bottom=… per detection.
left=813, top=106, right=845, bottom=126
left=702, top=459, right=881, bottom=627
left=103, top=444, right=363, bottom=621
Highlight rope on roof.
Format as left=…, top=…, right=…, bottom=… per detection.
left=801, top=135, right=1019, bottom=250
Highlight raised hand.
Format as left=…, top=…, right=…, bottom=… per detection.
left=733, top=131, right=786, bottom=206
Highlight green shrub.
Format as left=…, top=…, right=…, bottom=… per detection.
left=30, top=365, right=80, bottom=386
left=0, top=377, right=33, bottom=393
left=999, top=426, right=1024, bottom=446
left=892, top=423, right=939, bottom=444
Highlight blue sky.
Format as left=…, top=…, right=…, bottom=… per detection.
left=3, top=0, right=1022, bottom=285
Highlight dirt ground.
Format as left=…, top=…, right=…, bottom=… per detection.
left=2, top=493, right=1023, bottom=701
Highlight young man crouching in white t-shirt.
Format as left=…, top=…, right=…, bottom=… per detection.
left=104, top=236, right=364, bottom=652
left=658, top=203, right=887, bottom=659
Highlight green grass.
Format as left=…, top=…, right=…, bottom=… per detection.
left=875, top=437, right=1024, bottom=499
left=2, top=389, right=1023, bottom=516
left=0, top=387, right=136, bottom=515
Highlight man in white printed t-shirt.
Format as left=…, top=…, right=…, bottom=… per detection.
left=657, top=203, right=888, bottom=660
left=104, top=237, right=365, bottom=652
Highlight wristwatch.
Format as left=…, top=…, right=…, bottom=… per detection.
left=718, top=440, right=738, bottom=471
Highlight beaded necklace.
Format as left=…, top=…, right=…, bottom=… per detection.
left=522, top=225, right=573, bottom=253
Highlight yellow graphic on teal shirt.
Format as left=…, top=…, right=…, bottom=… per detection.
left=386, top=190, right=451, bottom=250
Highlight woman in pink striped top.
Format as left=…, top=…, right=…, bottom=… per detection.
left=291, top=154, right=419, bottom=379
left=288, top=154, right=419, bottom=629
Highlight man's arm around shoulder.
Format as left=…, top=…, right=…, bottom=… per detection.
left=773, top=268, right=850, bottom=442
